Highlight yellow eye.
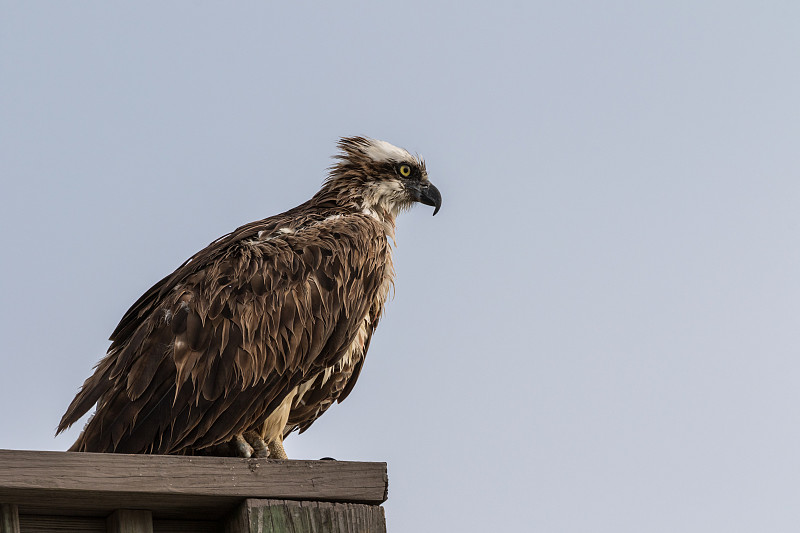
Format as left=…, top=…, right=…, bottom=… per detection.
left=399, top=164, right=412, bottom=177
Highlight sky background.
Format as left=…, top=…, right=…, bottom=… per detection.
left=1, top=2, right=799, bottom=531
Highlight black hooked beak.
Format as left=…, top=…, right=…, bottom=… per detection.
left=409, top=181, right=442, bottom=216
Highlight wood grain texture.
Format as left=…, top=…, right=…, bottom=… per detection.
left=224, top=499, right=386, bottom=533
left=107, top=510, right=153, bottom=533
left=0, top=504, right=20, bottom=533
left=221, top=503, right=250, bottom=533
left=0, top=450, right=387, bottom=519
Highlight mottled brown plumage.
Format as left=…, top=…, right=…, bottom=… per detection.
left=57, top=137, right=441, bottom=457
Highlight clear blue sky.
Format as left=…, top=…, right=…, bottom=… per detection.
left=2, top=2, right=799, bottom=531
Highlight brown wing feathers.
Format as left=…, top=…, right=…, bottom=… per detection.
left=57, top=211, right=390, bottom=454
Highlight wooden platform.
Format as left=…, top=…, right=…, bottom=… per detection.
left=0, top=449, right=388, bottom=532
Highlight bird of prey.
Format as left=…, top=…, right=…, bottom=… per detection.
left=56, top=137, right=441, bottom=458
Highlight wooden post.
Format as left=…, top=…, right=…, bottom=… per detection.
left=107, top=509, right=153, bottom=533
left=223, top=499, right=386, bottom=533
left=0, top=450, right=389, bottom=532
left=0, top=504, right=20, bottom=533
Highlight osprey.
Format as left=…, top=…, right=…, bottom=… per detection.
left=57, top=137, right=441, bottom=458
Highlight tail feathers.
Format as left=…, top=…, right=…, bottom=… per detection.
left=56, top=357, right=115, bottom=435
left=66, top=416, right=93, bottom=452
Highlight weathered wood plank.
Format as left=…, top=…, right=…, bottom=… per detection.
left=221, top=503, right=250, bottom=533
left=0, top=449, right=387, bottom=519
left=1, top=504, right=20, bottom=533
left=107, top=510, right=153, bottom=533
left=224, top=499, right=386, bottom=533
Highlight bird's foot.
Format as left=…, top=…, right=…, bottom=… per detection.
left=267, top=439, right=288, bottom=460
left=243, top=431, right=268, bottom=458
left=233, top=434, right=254, bottom=458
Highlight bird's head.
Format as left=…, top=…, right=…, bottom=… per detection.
left=322, top=137, right=442, bottom=219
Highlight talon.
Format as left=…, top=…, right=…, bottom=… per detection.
left=233, top=434, right=254, bottom=458
left=244, top=431, right=268, bottom=458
